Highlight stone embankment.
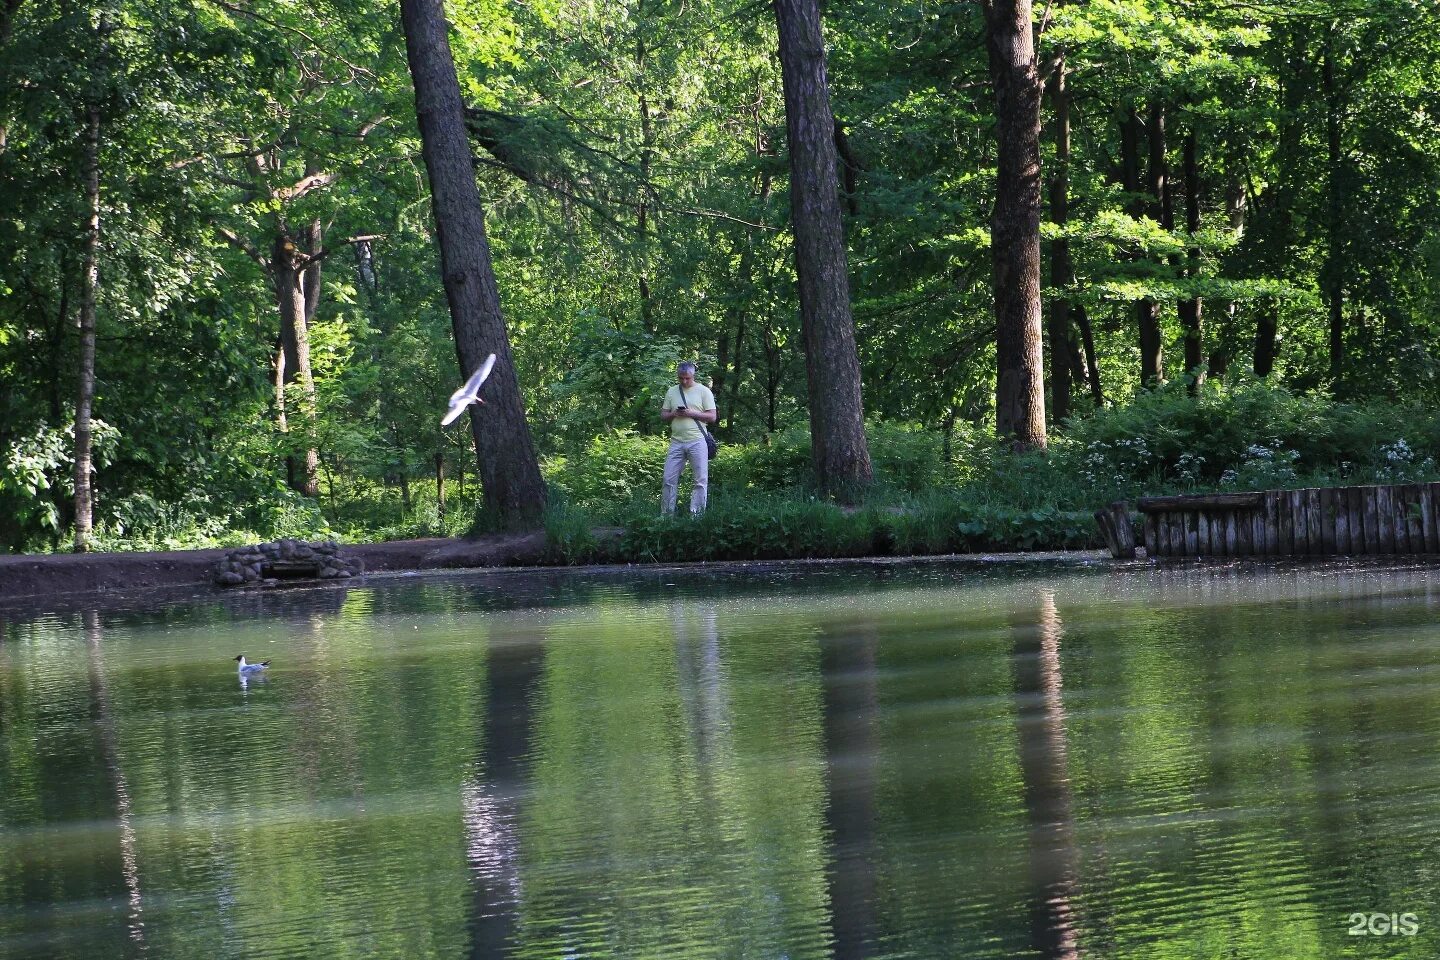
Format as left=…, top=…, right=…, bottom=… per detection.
left=211, top=539, right=365, bottom=586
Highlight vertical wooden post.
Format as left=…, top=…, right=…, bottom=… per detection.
left=1290, top=490, right=1309, bottom=554
left=1423, top=483, right=1440, bottom=553
left=1375, top=485, right=1394, bottom=554
left=1334, top=487, right=1351, bottom=554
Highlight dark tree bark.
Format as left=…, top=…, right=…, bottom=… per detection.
left=1075, top=305, right=1103, bottom=406
left=984, top=0, right=1047, bottom=449
left=1321, top=33, right=1345, bottom=388
left=400, top=0, right=547, bottom=525
left=1208, top=176, right=1246, bottom=378
left=773, top=0, right=874, bottom=494
left=1121, top=108, right=1160, bottom=387
left=73, top=103, right=100, bottom=553
left=636, top=25, right=656, bottom=332
left=1254, top=303, right=1279, bottom=377
left=435, top=452, right=446, bottom=520
left=1140, top=103, right=1168, bottom=386
left=1045, top=62, right=1074, bottom=425
left=1252, top=26, right=1307, bottom=377
left=1179, top=128, right=1204, bottom=392
left=272, top=231, right=320, bottom=497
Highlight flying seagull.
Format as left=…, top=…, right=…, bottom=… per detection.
left=442, top=353, right=497, bottom=426
left=234, top=654, right=270, bottom=675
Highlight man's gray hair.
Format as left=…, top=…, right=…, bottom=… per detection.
left=677, top=361, right=698, bottom=375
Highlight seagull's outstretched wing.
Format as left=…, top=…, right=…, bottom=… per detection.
left=441, top=353, right=498, bottom=426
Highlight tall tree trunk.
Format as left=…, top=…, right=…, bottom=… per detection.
left=1253, top=26, right=1307, bottom=377
left=1254, top=302, right=1279, bottom=377
left=773, top=0, right=873, bottom=493
left=1139, top=103, right=1167, bottom=386
left=1045, top=61, right=1073, bottom=425
left=636, top=28, right=656, bottom=333
left=73, top=103, right=101, bottom=553
left=984, top=0, right=1046, bottom=450
left=1075, top=305, right=1103, bottom=406
left=724, top=171, right=772, bottom=435
left=1208, top=176, right=1246, bottom=378
left=400, top=0, right=547, bottom=525
left=435, top=452, right=446, bottom=520
left=1121, top=108, right=1158, bottom=387
left=1321, top=33, right=1345, bottom=388
left=1179, top=128, right=1204, bottom=392
left=273, top=231, right=320, bottom=497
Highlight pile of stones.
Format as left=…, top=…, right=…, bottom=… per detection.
left=211, top=539, right=364, bottom=587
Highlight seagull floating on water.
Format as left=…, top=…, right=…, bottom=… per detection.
left=441, top=353, right=497, bottom=426
left=233, top=654, right=270, bottom=675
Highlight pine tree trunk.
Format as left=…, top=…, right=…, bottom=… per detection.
left=1045, top=62, right=1073, bottom=425
left=273, top=231, right=319, bottom=497
left=1179, top=128, right=1204, bottom=391
left=400, top=0, right=547, bottom=525
left=1121, top=107, right=1160, bottom=387
left=1254, top=303, right=1278, bottom=377
left=1209, top=176, right=1246, bottom=377
left=1075, top=305, right=1103, bottom=405
left=1322, top=35, right=1345, bottom=388
left=1140, top=103, right=1167, bottom=386
left=72, top=103, right=100, bottom=553
left=984, top=0, right=1047, bottom=450
left=773, top=0, right=873, bottom=494
left=435, top=452, right=446, bottom=520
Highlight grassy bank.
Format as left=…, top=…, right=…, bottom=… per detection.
left=63, top=379, right=1440, bottom=558
left=541, top=380, right=1440, bottom=564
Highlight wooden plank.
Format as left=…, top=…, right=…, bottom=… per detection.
left=1223, top=511, right=1238, bottom=556
left=1258, top=495, right=1275, bottom=556
left=1361, top=484, right=1379, bottom=553
left=1406, top=485, right=1425, bottom=553
left=1136, top=492, right=1267, bottom=512
left=1376, top=485, right=1395, bottom=554
left=1157, top=512, right=1173, bottom=557
left=1305, top=488, right=1323, bottom=555
left=1333, top=486, right=1351, bottom=554
left=1395, top=485, right=1413, bottom=554
left=1196, top=510, right=1211, bottom=556
left=1277, top=490, right=1293, bottom=556
left=1290, top=489, right=1308, bottom=555
left=1391, top=485, right=1410, bottom=553
left=1184, top=511, right=1200, bottom=556
left=1411, top=489, right=1434, bottom=555
left=1143, top=510, right=1159, bottom=558
left=1236, top=507, right=1253, bottom=556
left=1110, top=502, right=1137, bottom=559
left=1319, top=487, right=1337, bottom=554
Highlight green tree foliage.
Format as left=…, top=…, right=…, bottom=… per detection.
left=3, top=0, right=1440, bottom=550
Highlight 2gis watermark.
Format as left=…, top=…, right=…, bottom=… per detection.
left=1346, top=912, right=1419, bottom=937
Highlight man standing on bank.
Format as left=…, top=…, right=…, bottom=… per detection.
left=660, top=361, right=717, bottom=515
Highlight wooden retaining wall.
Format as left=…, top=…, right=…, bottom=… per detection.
left=1095, top=483, right=1440, bottom=559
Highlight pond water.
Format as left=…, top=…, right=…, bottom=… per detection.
left=1, top=560, right=1438, bottom=959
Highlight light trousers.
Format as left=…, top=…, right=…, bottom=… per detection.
left=662, top=438, right=708, bottom=515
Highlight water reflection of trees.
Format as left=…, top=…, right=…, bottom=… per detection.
left=463, top=627, right=546, bottom=958
left=819, top=618, right=879, bottom=960
left=1010, top=591, right=1080, bottom=960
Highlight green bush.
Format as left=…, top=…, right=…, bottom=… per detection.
left=1057, top=377, right=1440, bottom=495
